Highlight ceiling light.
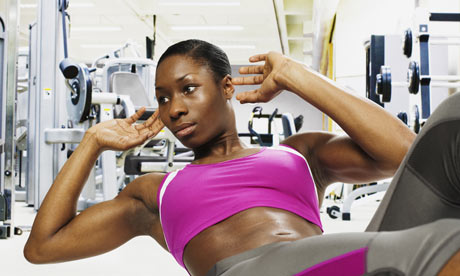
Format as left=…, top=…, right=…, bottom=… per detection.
left=70, top=3, right=95, bottom=8
left=72, top=26, right=122, bottom=32
left=20, top=4, right=37, bottom=8
left=159, top=1, right=240, bottom=7
left=171, top=25, right=244, bottom=31
left=20, top=3, right=95, bottom=8
left=80, top=44, right=123, bottom=49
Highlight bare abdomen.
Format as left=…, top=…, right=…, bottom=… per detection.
left=183, top=207, right=322, bottom=276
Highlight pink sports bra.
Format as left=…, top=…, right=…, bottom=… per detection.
left=156, top=145, right=323, bottom=269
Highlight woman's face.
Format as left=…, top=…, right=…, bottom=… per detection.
left=155, top=55, right=233, bottom=148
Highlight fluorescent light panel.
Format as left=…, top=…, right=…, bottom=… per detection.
left=72, top=26, right=122, bottom=32
left=70, top=3, right=95, bottom=7
left=20, top=3, right=94, bottom=8
left=171, top=25, right=244, bottom=31
left=80, top=44, right=123, bottom=49
left=20, top=4, right=37, bottom=8
left=159, top=1, right=240, bottom=6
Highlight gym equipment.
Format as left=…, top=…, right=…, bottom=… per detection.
left=26, top=1, right=142, bottom=210
left=293, top=115, right=304, bottom=132
left=327, top=182, right=390, bottom=221
left=238, top=107, right=297, bottom=147
left=412, top=105, right=421, bottom=134
left=407, top=61, right=460, bottom=94
left=403, top=29, right=412, bottom=58
left=281, top=113, right=296, bottom=137
left=1, top=0, right=21, bottom=238
left=58, top=0, right=78, bottom=79
left=375, top=66, right=391, bottom=102
left=247, top=107, right=279, bottom=147
left=403, top=28, right=460, bottom=58
left=375, top=64, right=460, bottom=100
left=364, top=36, right=385, bottom=107
left=66, top=64, right=93, bottom=124
left=411, top=8, right=460, bottom=118
left=27, top=0, right=72, bottom=210
left=397, top=112, right=408, bottom=126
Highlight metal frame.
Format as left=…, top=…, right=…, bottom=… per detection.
left=26, top=22, right=37, bottom=206
left=0, top=5, right=7, bottom=237
left=341, top=182, right=390, bottom=220
left=27, top=0, right=68, bottom=210
left=366, top=35, right=385, bottom=107
left=414, top=8, right=460, bottom=119
left=25, top=2, right=172, bottom=211
left=0, top=0, right=19, bottom=238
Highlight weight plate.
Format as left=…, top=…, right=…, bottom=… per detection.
left=66, top=63, right=92, bottom=124
left=381, top=66, right=392, bottom=102
left=397, top=111, right=408, bottom=125
left=376, top=66, right=392, bottom=102
left=412, top=105, right=420, bottom=134
left=403, top=28, right=412, bottom=58
left=407, top=61, right=420, bottom=94
left=376, top=73, right=383, bottom=95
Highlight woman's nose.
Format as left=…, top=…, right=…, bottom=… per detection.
left=169, top=96, right=188, bottom=119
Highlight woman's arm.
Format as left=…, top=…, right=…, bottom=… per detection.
left=233, top=52, right=415, bottom=188
left=24, top=108, right=165, bottom=263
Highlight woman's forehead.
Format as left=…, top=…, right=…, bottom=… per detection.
left=157, top=55, right=202, bottom=70
left=156, top=56, right=212, bottom=81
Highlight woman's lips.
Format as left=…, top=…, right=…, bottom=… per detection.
left=175, top=124, right=197, bottom=138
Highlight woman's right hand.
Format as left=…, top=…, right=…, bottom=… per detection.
left=86, top=107, right=164, bottom=152
left=233, top=51, right=295, bottom=104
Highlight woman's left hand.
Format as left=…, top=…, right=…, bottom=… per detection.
left=232, top=51, right=291, bottom=104
left=86, top=107, right=164, bottom=152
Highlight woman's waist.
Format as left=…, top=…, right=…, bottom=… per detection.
left=182, top=207, right=322, bottom=276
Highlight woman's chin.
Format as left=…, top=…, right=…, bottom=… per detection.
left=177, top=136, right=205, bottom=150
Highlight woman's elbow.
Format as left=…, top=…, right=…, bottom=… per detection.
left=24, top=240, right=51, bottom=264
left=24, top=243, right=41, bottom=264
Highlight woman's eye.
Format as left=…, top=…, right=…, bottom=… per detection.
left=184, top=85, right=196, bottom=94
left=158, top=96, right=169, bottom=104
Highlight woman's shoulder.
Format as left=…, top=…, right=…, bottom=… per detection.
left=281, top=132, right=334, bottom=191
left=281, top=131, right=332, bottom=157
left=119, top=172, right=167, bottom=212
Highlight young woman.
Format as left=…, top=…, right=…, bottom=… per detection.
left=24, top=40, right=460, bottom=276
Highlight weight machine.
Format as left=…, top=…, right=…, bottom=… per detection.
left=1, top=0, right=20, bottom=238
left=238, top=106, right=300, bottom=147
left=25, top=0, right=184, bottom=212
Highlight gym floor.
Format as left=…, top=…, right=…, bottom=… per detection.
left=2, top=192, right=382, bottom=276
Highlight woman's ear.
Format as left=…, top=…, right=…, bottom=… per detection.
left=222, top=74, right=235, bottom=100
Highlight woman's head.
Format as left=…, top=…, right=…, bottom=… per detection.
left=157, top=39, right=231, bottom=84
left=155, top=39, right=236, bottom=149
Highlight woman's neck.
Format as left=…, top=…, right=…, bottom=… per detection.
left=192, top=131, right=247, bottom=164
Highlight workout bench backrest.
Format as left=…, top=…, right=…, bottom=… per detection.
left=110, top=71, right=152, bottom=106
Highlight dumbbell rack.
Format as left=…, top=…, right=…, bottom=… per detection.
left=413, top=9, right=460, bottom=118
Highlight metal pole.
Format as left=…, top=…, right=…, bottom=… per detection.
left=33, top=0, right=63, bottom=209
left=2, top=0, right=19, bottom=237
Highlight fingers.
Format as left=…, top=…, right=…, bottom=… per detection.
left=238, top=65, right=264, bottom=75
left=232, top=75, right=264, bottom=86
left=236, top=90, right=264, bottom=104
left=123, top=131, right=150, bottom=149
left=135, top=109, right=161, bottom=130
left=148, top=119, right=165, bottom=137
left=137, top=127, right=154, bottom=139
left=249, top=54, right=267, bottom=63
left=126, top=107, right=146, bottom=124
